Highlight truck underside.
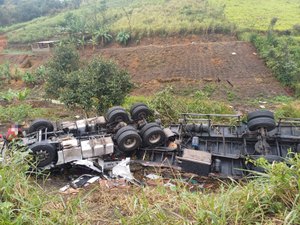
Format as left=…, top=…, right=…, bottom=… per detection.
left=16, top=104, right=300, bottom=178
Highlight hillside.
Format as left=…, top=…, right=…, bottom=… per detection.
left=1, top=0, right=300, bottom=44
left=1, top=1, right=300, bottom=225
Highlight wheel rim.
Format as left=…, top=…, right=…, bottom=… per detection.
left=149, top=133, right=161, bottom=144
left=124, top=138, right=137, bottom=149
left=36, top=149, right=50, bottom=162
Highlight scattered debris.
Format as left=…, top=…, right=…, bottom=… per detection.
left=112, top=158, right=142, bottom=186
left=259, top=101, right=267, bottom=104
left=59, top=174, right=100, bottom=194
left=145, top=174, right=161, bottom=180
left=72, top=160, right=102, bottom=173
left=226, top=80, right=234, bottom=87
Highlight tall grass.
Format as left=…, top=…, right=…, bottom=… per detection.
left=0, top=145, right=89, bottom=224
left=5, top=0, right=234, bottom=44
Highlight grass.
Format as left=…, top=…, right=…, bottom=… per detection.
left=2, top=0, right=300, bottom=44
left=223, top=0, right=300, bottom=31
left=4, top=0, right=233, bottom=44
left=0, top=146, right=87, bottom=224
left=2, top=144, right=300, bottom=224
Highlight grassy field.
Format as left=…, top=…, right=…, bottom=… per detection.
left=3, top=0, right=231, bottom=43
left=2, top=0, right=300, bottom=44
left=224, top=0, right=300, bottom=31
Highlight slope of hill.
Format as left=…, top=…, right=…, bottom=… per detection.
left=1, top=0, right=300, bottom=44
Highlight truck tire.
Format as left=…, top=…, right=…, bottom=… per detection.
left=130, top=103, right=148, bottom=115
left=117, top=130, right=141, bottom=152
left=114, top=125, right=136, bottom=141
left=142, top=126, right=166, bottom=147
left=131, top=105, right=151, bottom=121
left=107, top=109, right=130, bottom=124
left=105, top=106, right=125, bottom=120
left=28, top=119, right=54, bottom=134
left=29, top=141, right=57, bottom=167
left=247, top=117, right=276, bottom=131
left=247, top=110, right=274, bottom=122
left=140, top=122, right=160, bottom=136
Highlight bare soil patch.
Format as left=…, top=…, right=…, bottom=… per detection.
left=91, top=40, right=288, bottom=100
left=0, top=35, right=289, bottom=103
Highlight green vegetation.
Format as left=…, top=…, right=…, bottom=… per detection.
left=46, top=45, right=133, bottom=112
left=1, top=143, right=300, bottom=224
left=0, top=88, right=31, bottom=103
left=1, top=0, right=299, bottom=96
left=0, top=146, right=87, bottom=224
left=224, top=0, right=300, bottom=31
left=0, top=0, right=81, bottom=27
left=117, top=155, right=300, bottom=224
left=3, top=0, right=233, bottom=44
left=0, top=104, right=46, bottom=123
left=275, top=101, right=300, bottom=119
left=148, top=87, right=234, bottom=124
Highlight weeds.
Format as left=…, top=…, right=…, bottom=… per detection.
left=148, top=87, right=234, bottom=124
left=113, top=154, right=300, bottom=224
left=0, top=89, right=31, bottom=103
left=0, top=104, right=45, bottom=123
left=0, top=145, right=86, bottom=224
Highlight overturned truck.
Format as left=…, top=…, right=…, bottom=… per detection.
left=18, top=103, right=300, bottom=178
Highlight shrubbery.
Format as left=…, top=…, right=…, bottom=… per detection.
left=149, top=87, right=234, bottom=124
left=251, top=34, right=300, bottom=95
left=45, top=45, right=133, bottom=113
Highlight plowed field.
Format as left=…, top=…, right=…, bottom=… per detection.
left=96, top=40, right=287, bottom=100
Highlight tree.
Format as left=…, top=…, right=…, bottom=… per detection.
left=45, top=45, right=133, bottom=112
left=45, top=44, right=80, bottom=98
left=61, top=57, right=133, bottom=112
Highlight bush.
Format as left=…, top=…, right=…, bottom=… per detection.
left=60, top=57, right=133, bottom=112
left=116, top=31, right=130, bottom=46
left=251, top=35, right=300, bottom=89
left=45, top=44, right=80, bottom=98
left=22, top=71, right=37, bottom=86
left=0, top=104, right=45, bottom=123
left=149, top=87, right=234, bottom=124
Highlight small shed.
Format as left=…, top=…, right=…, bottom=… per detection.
left=31, top=40, right=58, bottom=53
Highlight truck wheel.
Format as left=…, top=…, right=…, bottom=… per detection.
left=105, top=106, right=125, bottom=120
left=247, top=117, right=276, bottom=131
left=140, top=122, right=160, bottom=136
left=247, top=110, right=274, bottom=122
left=117, top=130, right=141, bottom=152
left=28, top=119, right=54, bottom=134
left=29, top=141, right=57, bottom=167
left=130, top=103, right=148, bottom=115
left=115, top=125, right=136, bottom=141
left=131, top=105, right=151, bottom=121
left=107, top=109, right=130, bottom=124
left=142, top=126, right=166, bottom=147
